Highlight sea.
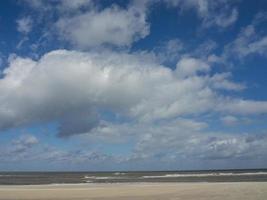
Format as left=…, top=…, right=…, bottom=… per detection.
left=1, top=169, right=267, bottom=185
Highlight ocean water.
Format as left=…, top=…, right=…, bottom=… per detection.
left=1, top=169, right=267, bottom=185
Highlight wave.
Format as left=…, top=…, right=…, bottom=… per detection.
left=142, top=172, right=267, bottom=178
left=83, top=171, right=267, bottom=180
left=113, top=172, right=126, bottom=175
left=0, top=175, right=12, bottom=177
left=84, top=176, right=126, bottom=180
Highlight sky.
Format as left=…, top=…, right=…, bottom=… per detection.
left=0, top=0, right=267, bottom=171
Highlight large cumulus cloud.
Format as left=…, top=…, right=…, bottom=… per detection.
left=1, top=49, right=267, bottom=137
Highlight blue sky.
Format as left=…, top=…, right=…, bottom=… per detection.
left=0, top=0, right=267, bottom=171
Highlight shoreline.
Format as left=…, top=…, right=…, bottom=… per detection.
left=0, top=180, right=267, bottom=186
left=0, top=179, right=267, bottom=187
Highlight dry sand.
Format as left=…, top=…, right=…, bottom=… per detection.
left=0, top=182, right=266, bottom=200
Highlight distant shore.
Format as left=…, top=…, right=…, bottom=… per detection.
left=0, top=182, right=267, bottom=200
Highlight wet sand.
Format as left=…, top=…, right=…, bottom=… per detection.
left=0, top=182, right=266, bottom=200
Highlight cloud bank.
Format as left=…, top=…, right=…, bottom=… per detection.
left=0, top=50, right=266, bottom=138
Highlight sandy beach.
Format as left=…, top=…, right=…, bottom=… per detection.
left=0, top=182, right=266, bottom=200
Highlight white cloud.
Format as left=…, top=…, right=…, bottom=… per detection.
left=0, top=49, right=267, bottom=137
left=1, top=120, right=267, bottom=168
left=153, top=39, right=184, bottom=64
left=191, top=40, right=218, bottom=57
left=175, top=57, right=210, bottom=77
left=209, top=8, right=238, bottom=28
left=13, top=135, right=39, bottom=148
left=57, top=0, right=92, bottom=11
left=220, top=115, right=239, bottom=126
left=23, top=0, right=92, bottom=11
left=55, top=5, right=149, bottom=48
left=124, top=119, right=267, bottom=162
left=1, top=135, right=39, bottom=157
left=224, top=12, right=267, bottom=59
left=82, top=118, right=208, bottom=144
left=219, top=99, right=267, bottom=115
left=209, top=73, right=245, bottom=91
left=17, top=17, right=33, bottom=34
left=163, top=0, right=239, bottom=28
left=0, top=134, right=112, bottom=166
left=19, top=0, right=149, bottom=49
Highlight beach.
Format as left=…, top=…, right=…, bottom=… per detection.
left=0, top=182, right=267, bottom=200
